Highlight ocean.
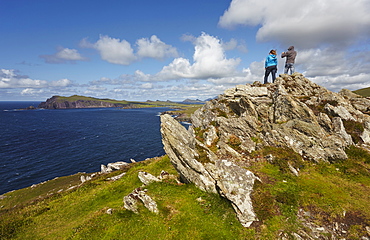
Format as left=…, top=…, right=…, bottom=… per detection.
left=0, top=101, right=171, bottom=195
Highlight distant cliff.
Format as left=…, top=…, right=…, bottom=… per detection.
left=37, top=95, right=201, bottom=110
left=38, top=95, right=129, bottom=109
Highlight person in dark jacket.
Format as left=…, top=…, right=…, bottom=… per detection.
left=264, top=49, right=277, bottom=84
left=281, top=46, right=297, bottom=75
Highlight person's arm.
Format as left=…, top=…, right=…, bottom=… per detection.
left=265, top=56, right=270, bottom=68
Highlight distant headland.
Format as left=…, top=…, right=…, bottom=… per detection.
left=16, top=95, right=206, bottom=111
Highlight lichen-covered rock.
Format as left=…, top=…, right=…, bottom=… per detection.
left=160, top=114, right=217, bottom=193
left=210, top=159, right=260, bottom=227
left=138, top=171, right=160, bottom=185
left=123, top=188, right=158, bottom=214
left=160, top=73, right=370, bottom=228
left=190, top=72, right=370, bottom=162
left=161, top=114, right=259, bottom=227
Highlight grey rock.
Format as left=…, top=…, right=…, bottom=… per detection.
left=80, top=175, right=92, bottom=183
left=107, top=172, right=126, bottom=181
left=161, top=114, right=259, bottom=227
left=211, top=159, right=260, bottom=227
left=138, top=171, right=160, bottom=185
left=123, top=188, right=158, bottom=214
left=106, top=208, right=113, bottom=214
left=160, top=73, right=370, bottom=228
left=101, top=161, right=129, bottom=173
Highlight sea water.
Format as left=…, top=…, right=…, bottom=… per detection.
left=0, top=101, right=170, bottom=194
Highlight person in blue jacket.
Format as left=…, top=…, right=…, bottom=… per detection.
left=264, top=49, right=277, bottom=84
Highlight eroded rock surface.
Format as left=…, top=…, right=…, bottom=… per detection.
left=160, top=73, right=370, bottom=228
left=123, top=188, right=158, bottom=214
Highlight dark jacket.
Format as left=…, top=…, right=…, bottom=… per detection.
left=281, top=46, right=297, bottom=64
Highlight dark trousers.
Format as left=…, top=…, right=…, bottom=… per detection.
left=264, top=65, right=277, bottom=84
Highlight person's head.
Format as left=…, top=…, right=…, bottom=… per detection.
left=270, top=49, right=276, bottom=55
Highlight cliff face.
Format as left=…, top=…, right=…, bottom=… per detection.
left=160, top=73, right=370, bottom=229
left=38, top=96, right=126, bottom=109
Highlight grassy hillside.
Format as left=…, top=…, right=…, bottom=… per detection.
left=0, top=156, right=250, bottom=239
left=55, top=95, right=201, bottom=109
left=1, top=146, right=370, bottom=239
left=353, top=87, right=370, bottom=97
left=56, top=95, right=129, bottom=104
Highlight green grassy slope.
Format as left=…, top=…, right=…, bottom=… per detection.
left=0, top=156, right=252, bottom=239
left=1, top=147, right=370, bottom=239
left=353, top=87, right=370, bottom=97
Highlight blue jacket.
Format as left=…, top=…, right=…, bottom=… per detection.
left=265, top=54, right=277, bottom=68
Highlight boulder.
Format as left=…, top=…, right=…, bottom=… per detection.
left=123, top=188, right=158, bottom=214
left=101, top=161, right=129, bottom=173
left=138, top=171, right=160, bottom=185
left=107, top=172, right=126, bottom=181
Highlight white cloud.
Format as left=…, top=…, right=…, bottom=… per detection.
left=83, top=33, right=264, bottom=101
left=219, top=0, right=370, bottom=48
left=140, top=83, right=153, bottom=89
left=222, top=38, right=238, bottom=51
left=87, top=85, right=107, bottom=91
left=79, top=38, right=95, bottom=48
left=295, top=47, right=370, bottom=91
left=134, top=70, right=151, bottom=82
left=90, top=33, right=243, bottom=84
left=40, top=47, right=86, bottom=64
left=93, top=35, right=137, bottom=65
left=157, top=33, right=241, bottom=80
left=81, top=35, right=178, bottom=65
left=309, top=73, right=370, bottom=92
left=180, top=34, right=196, bottom=43
left=21, top=88, right=44, bottom=95
left=136, top=35, right=178, bottom=59
left=0, top=69, right=73, bottom=89
left=49, top=78, right=72, bottom=87
left=296, top=48, right=370, bottom=77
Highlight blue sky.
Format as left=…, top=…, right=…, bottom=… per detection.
left=1, top=0, right=370, bottom=101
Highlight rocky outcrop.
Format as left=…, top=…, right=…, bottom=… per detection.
left=161, top=113, right=260, bottom=227
left=160, top=73, right=370, bottom=228
left=190, top=73, right=370, bottom=163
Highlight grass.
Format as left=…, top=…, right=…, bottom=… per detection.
left=353, top=87, right=370, bottom=97
left=248, top=145, right=370, bottom=239
left=1, top=147, right=370, bottom=239
left=307, top=99, right=338, bottom=116
left=57, top=95, right=128, bottom=104
left=227, top=134, right=242, bottom=152
left=343, top=119, right=365, bottom=144
left=195, top=144, right=212, bottom=164
left=0, top=156, right=251, bottom=239
left=214, top=108, right=228, bottom=118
